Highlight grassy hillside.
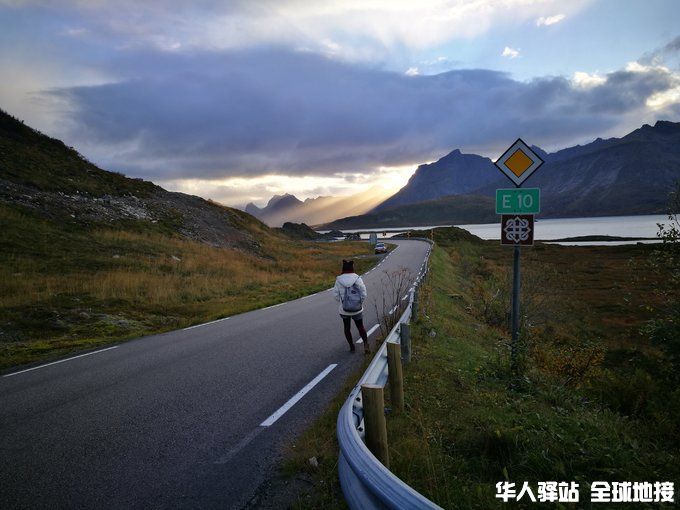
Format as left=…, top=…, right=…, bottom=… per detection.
left=0, top=109, right=156, bottom=196
left=381, top=237, right=677, bottom=507
left=277, top=228, right=679, bottom=508
left=0, top=110, right=380, bottom=369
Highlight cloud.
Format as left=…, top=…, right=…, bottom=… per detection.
left=44, top=46, right=680, bottom=186
left=156, top=168, right=406, bottom=208
left=623, top=61, right=680, bottom=112
left=662, top=35, right=680, bottom=54
left=157, top=174, right=361, bottom=208
left=572, top=71, right=606, bottom=88
left=61, top=27, right=89, bottom=37
left=639, top=35, right=680, bottom=66
left=536, top=14, right=565, bottom=26
left=0, top=0, right=591, bottom=60
left=405, top=67, right=420, bottom=76
left=502, top=46, right=520, bottom=59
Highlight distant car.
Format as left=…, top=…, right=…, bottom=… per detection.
left=374, top=242, right=387, bottom=254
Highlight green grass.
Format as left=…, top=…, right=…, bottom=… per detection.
left=0, top=109, right=156, bottom=197
left=0, top=204, right=382, bottom=369
left=278, top=228, right=679, bottom=509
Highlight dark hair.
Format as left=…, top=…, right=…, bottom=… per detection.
left=341, top=259, right=354, bottom=273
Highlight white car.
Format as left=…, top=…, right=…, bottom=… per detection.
left=374, top=242, right=387, bottom=254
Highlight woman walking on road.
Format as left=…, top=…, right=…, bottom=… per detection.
left=333, top=260, right=370, bottom=353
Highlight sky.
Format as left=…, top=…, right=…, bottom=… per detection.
left=1, top=0, right=679, bottom=207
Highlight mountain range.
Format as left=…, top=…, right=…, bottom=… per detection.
left=320, top=120, right=680, bottom=229
left=8, top=103, right=677, bottom=235
left=244, top=187, right=385, bottom=227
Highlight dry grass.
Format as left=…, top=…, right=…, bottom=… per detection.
left=2, top=235, right=350, bottom=307
left=0, top=207, right=379, bottom=368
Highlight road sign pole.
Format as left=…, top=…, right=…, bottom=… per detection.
left=494, top=138, right=543, bottom=378
left=511, top=244, right=521, bottom=375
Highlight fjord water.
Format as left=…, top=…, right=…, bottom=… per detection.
left=326, top=215, right=671, bottom=245
left=460, top=214, right=669, bottom=244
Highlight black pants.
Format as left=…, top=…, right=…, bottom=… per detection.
left=341, top=315, right=368, bottom=346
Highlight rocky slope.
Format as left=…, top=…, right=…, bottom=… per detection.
left=321, top=194, right=497, bottom=229
left=373, top=149, right=502, bottom=212
left=0, top=109, right=271, bottom=252
left=532, top=121, right=680, bottom=217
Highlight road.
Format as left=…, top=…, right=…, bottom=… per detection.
left=0, top=239, right=430, bottom=509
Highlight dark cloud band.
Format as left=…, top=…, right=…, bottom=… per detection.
left=52, top=47, right=679, bottom=180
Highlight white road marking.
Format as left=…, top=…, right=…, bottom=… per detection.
left=214, top=427, right=265, bottom=465
left=183, top=317, right=230, bottom=331
left=389, top=305, right=398, bottom=315
left=402, top=294, right=409, bottom=301
left=262, top=303, right=284, bottom=311
left=3, top=346, right=119, bottom=378
left=260, top=364, right=337, bottom=427
left=356, top=323, right=380, bottom=343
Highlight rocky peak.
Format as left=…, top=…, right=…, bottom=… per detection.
left=244, top=202, right=261, bottom=216
left=266, top=193, right=302, bottom=208
left=653, top=120, right=680, bottom=134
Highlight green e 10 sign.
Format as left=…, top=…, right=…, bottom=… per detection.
left=496, top=188, right=540, bottom=214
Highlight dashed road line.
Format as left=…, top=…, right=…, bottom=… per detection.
left=183, top=317, right=230, bottom=331
left=3, top=346, right=119, bottom=378
left=262, top=303, right=284, bottom=311
left=260, top=364, right=337, bottom=427
left=356, top=323, right=380, bottom=344
left=214, top=427, right=265, bottom=465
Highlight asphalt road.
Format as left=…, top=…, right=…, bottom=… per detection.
left=0, top=239, right=431, bottom=509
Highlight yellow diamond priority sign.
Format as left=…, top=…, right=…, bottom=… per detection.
left=494, top=138, right=544, bottom=187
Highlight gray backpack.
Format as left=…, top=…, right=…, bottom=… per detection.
left=342, top=279, right=363, bottom=313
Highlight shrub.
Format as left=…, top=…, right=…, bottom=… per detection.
left=590, top=368, right=658, bottom=417
left=530, top=337, right=605, bottom=388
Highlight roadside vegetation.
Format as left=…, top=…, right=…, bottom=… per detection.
left=383, top=227, right=679, bottom=508
left=281, top=217, right=679, bottom=508
left=0, top=204, right=379, bottom=369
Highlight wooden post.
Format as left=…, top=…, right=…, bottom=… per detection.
left=361, top=384, right=390, bottom=468
left=387, top=342, right=404, bottom=414
left=400, top=323, right=411, bottom=364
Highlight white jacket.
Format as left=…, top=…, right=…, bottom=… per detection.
left=333, top=273, right=368, bottom=316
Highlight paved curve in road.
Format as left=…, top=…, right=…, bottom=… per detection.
left=0, top=239, right=430, bottom=509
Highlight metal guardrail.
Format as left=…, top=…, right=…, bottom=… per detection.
left=337, top=241, right=442, bottom=510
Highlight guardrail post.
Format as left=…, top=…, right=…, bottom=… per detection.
left=400, top=323, right=411, bottom=363
left=412, top=289, right=419, bottom=322
left=361, top=384, right=390, bottom=468
left=387, top=343, right=404, bottom=414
